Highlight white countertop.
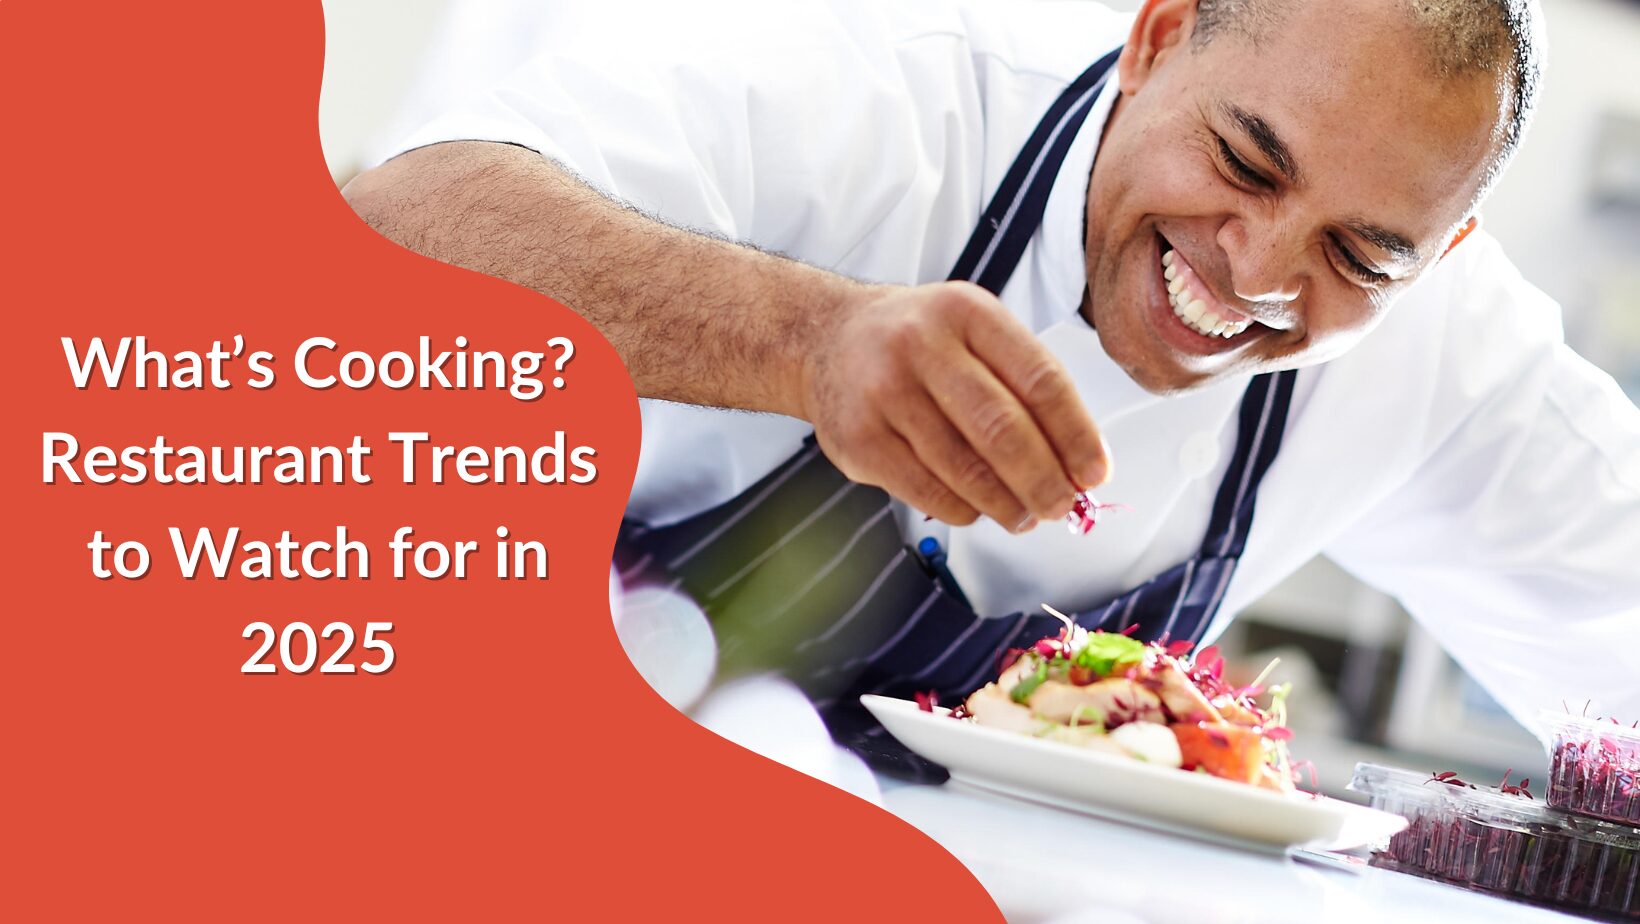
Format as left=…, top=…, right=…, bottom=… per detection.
left=878, top=776, right=1591, bottom=924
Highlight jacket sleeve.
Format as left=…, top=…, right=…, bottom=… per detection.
left=376, top=0, right=983, bottom=272
left=1325, top=236, right=1640, bottom=738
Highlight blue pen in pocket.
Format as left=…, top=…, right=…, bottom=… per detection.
left=917, top=536, right=973, bottom=611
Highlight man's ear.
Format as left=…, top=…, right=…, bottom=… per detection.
left=1441, top=216, right=1479, bottom=260
left=1118, top=0, right=1199, bottom=95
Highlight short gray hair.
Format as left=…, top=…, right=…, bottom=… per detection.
left=1194, top=0, right=1545, bottom=170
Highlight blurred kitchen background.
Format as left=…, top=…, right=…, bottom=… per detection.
left=321, top=0, right=1640, bottom=797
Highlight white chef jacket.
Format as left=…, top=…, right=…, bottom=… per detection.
left=385, top=0, right=1640, bottom=730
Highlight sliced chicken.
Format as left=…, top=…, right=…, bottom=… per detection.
left=996, top=655, right=1036, bottom=695
left=1027, top=678, right=1164, bottom=726
left=964, top=684, right=1042, bottom=736
left=1211, top=694, right=1264, bottom=727
left=1149, top=656, right=1223, bottom=725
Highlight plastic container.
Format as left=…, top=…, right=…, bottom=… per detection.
left=1349, top=763, right=1640, bottom=920
left=1547, top=711, right=1640, bottom=826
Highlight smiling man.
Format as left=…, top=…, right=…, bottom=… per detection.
left=1085, top=0, right=1514, bottom=392
left=344, top=0, right=1640, bottom=772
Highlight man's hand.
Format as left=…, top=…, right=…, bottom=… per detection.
left=799, top=281, right=1110, bottom=532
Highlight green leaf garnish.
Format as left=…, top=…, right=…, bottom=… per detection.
left=1011, top=660, right=1050, bottom=703
left=1072, top=632, right=1147, bottom=677
left=1268, top=681, right=1293, bottom=727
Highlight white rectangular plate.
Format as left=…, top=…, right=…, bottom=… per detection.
left=862, top=693, right=1407, bottom=852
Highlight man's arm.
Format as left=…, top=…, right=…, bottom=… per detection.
left=343, top=141, right=1110, bottom=531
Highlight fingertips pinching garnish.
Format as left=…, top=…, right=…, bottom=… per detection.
left=1065, top=491, right=1129, bottom=535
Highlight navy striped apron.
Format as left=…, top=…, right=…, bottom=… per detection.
left=614, top=47, right=1299, bottom=781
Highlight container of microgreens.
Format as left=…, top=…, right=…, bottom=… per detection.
left=1350, top=762, right=1640, bottom=920
left=1546, top=711, right=1640, bottom=827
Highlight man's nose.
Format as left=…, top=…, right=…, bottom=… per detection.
left=1218, top=219, right=1302, bottom=304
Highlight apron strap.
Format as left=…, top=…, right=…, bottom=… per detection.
left=950, top=47, right=1122, bottom=295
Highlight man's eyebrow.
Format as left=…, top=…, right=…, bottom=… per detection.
left=1220, top=102, right=1301, bottom=185
left=1343, top=220, right=1419, bottom=263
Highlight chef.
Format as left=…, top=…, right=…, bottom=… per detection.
left=344, top=0, right=1640, bottom=773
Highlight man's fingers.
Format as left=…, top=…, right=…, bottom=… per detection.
left=810, top=280, right=1109, bottom=532
left=870, top=435, right=981, bottom=526
left=964, top=299, right=1111, bottom=489
left=921, top=352, right=1076, bottom=523
left=887, top=392, right=1031, bottom=531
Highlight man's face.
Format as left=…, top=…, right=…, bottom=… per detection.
left=1084, top=0, right=1504, bottom=394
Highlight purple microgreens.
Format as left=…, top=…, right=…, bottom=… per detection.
left=1064, top=492, right=1130, bottom=535
left=1290, top=758, right=1320, bottom=791
left=915, top=690, right=940, bottom=713
left=1548, top=707, right=1640, bottom=822
left=1425, top=770, right=1477, bottom=789
left=1176, top=643, right=1240, bottom=706
left=1165, top=639, right=1195, bottom=657
left=1196, top=645, right=1224, bottom=677
left=1376, top=810, right=1640, bottom=915
left=1496, top=768, right=1535, bottom=799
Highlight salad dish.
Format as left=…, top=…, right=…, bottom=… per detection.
left=957, top=606, right=1300, bottom=792
left=862, top=608, right=1407, bottom=851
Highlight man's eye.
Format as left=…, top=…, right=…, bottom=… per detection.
left=1328, top=234, right=1391, bottom=285
left=1216, top=137, right=1270, bottom=190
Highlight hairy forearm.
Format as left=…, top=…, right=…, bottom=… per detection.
left=341, top=141, right=867, bottom=417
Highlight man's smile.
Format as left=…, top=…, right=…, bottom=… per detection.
left=1142, top=232, right=1277, bottom=361
left=1162, top=236, right=1253, bottom=338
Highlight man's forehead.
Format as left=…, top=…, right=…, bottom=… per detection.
left=1193, top=22, right=1501, bottom=258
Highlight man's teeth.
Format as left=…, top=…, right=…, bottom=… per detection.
left=1161, top=249, right=1249, bottom=339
